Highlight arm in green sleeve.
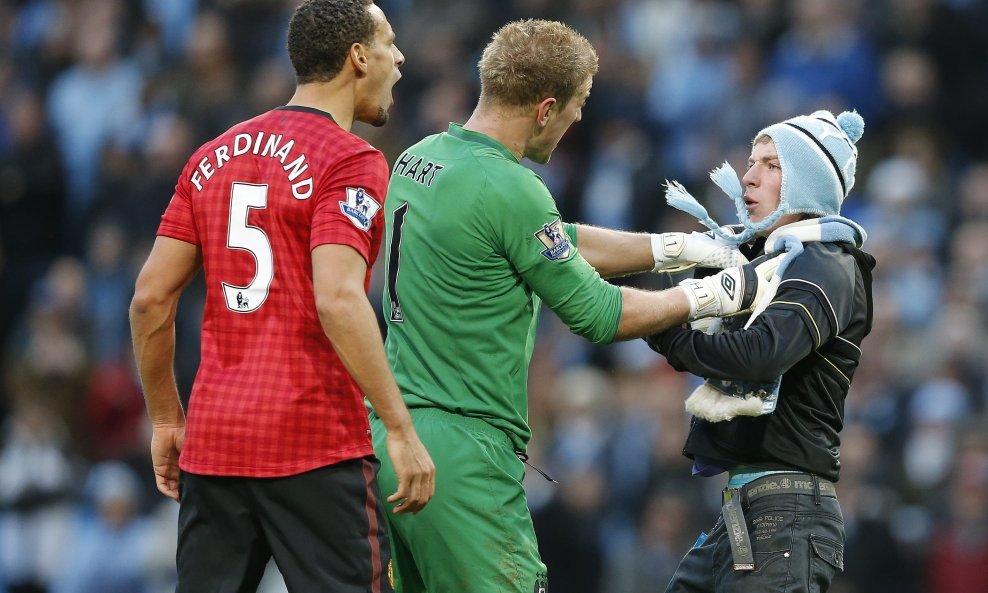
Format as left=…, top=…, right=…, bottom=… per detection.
left=488, top=179, right=622, bottom=343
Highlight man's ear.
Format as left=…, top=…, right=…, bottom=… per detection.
left=535, top=97, right=557, bottom=128
left=349, top=43, right=369, bottom=77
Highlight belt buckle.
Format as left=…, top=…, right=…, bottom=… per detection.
left=723, top=486, right=748, bottom=508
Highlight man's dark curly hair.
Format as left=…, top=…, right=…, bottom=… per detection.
left=287, top=0, right=376, bottom=84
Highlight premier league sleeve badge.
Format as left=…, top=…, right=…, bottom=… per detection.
left=340, top=187, right=382, bottom=231
left=534, top=218, right=573, bottom=262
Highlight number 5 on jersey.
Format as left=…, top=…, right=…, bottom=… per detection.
left=223, top=182, right=273, bottom=313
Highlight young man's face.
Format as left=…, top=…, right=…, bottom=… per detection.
left=742, top=138, right=782, bottom=222
left=525, top=77, right=591, bottom=164
left=355, top=4, right=404, bottom=127
left=742, top=138, right=801, bottom=234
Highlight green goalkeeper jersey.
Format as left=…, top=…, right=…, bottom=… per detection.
left=381, top=123, right=623, bottom=450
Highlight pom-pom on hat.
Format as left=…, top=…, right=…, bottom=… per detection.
left=756, top=109, right=864, bottom=219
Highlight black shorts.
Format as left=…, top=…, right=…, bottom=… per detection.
left=176, top=457, right=393, bottom=593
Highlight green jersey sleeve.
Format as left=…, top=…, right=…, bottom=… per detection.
left=484, top=170, right=622, bottom=344
left=563, top=221, right=578, bottom=246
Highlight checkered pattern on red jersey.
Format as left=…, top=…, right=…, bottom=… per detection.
left=158, top=107, right=387, bottom=477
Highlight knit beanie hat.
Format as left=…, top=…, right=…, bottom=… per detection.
left=665, top=109, right=865, bottom=243
left=757, top=109, right=864, bottom=219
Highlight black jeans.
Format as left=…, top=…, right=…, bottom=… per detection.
left=666, top=487, right=844, bottom=592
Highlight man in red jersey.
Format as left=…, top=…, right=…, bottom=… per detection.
left=128, top=1, right=434, bottom=591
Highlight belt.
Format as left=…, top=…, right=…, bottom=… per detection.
left=721, top=473, right=836, bottom=571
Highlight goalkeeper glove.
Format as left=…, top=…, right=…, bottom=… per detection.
left=650, top=229, right=746, bottom=273
left=678, top=257, right=778, bottom=320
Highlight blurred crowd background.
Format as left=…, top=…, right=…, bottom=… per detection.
left=2, top=0, right=988, bottom=591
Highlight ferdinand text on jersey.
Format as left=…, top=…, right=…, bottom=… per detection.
left=189, top=131, right=314, bottom=200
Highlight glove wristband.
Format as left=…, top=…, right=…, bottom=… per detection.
left=650, top=232, right=686, bottom=272
left=678, top=279, right=714, bottom=320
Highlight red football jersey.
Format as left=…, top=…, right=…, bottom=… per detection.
left=158, top=106, right=386, bottom=477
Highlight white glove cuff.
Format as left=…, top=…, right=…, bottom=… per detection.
left=678, top=279, right=714, bottom=320
left=650, top=232, right=686, bottom=272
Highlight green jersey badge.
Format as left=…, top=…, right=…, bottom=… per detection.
left=534, top=218, right=573, bottom=262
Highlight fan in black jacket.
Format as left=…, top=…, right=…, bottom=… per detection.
left=647, top=109, right=876, bottom=593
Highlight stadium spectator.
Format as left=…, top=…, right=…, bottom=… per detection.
left=45, top=0, right=143, bottom=245
left=926, top=431, right=988, bottom=593
left=0, top=402, right=77, bottom=593
left=0, top=86, right=65, bottom=361
left=50, top=462, right=156, bottom=593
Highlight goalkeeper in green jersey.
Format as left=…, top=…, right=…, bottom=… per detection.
left=370, top=19, right=772, bottom=593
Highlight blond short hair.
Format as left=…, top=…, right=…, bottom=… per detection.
left=478, top=19, right=598, bottom=109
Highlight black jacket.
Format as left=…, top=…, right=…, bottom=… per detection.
left=648, top=240, right=876, bottom=481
